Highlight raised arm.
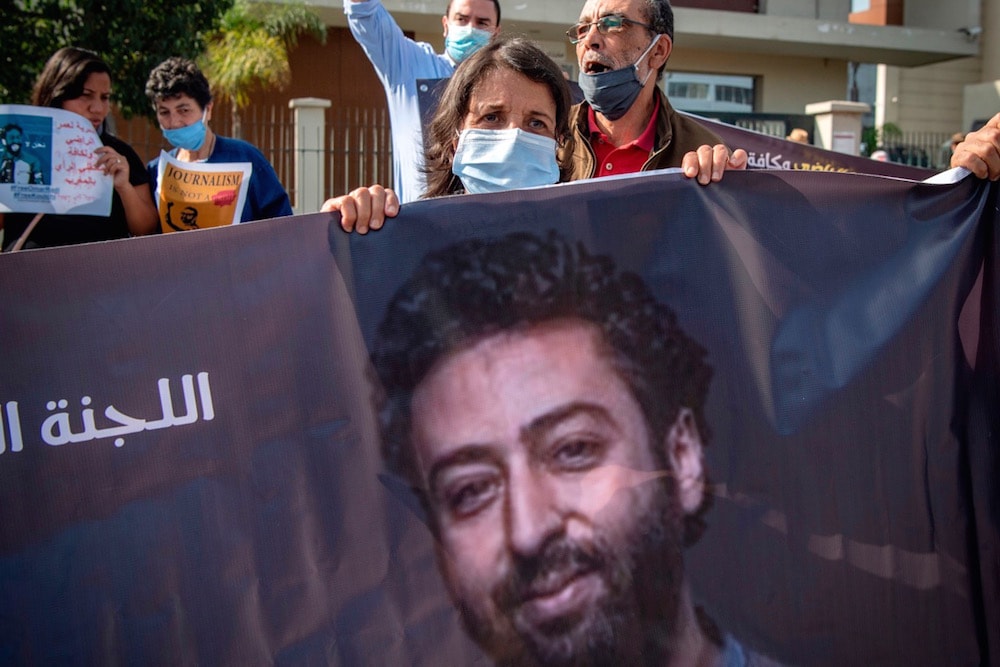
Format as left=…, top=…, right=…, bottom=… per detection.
left=344, top=0, right=446, bottom=86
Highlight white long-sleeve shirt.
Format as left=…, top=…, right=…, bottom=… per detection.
left=345, top=0, right=456, bottom=203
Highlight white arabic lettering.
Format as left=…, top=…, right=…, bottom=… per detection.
left=38, top=373, right=215, bottom=449
left=746, top=151, right=792, bottom=170
left=1, top=401, right=24, bottom=454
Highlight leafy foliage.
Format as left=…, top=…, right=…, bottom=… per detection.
left=199, top=0, right=326, bottom=110
left=1, top=0, right=233, bottom=117
left=861, top=122, right=904, bottom=156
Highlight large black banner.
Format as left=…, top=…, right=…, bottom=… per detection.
left=0, top=169, right=997, bottom=665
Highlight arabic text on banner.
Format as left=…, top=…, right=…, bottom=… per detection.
left=0, top=170, right=997, bottom=666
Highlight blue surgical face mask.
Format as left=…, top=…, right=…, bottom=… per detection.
left=162, top=111, right=208, bottom=151
left=445, top=23, right=492, bottom=63
left=579, top=35, right=661, bottom=121
left=452, top=128, right=560, bottom=194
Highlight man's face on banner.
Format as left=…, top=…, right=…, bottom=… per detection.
left=409, top=319, right=702, bottom=664
left=2, top=128, right=23, bottom=157
left=180, top=206, right=199, bottom=228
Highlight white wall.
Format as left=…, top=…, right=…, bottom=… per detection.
left=904, top=0, right=980, bottom=30
left=898, top=59, right=982, bottom=131
left=669, top=48, right=848, bottom=114
left=983, top=0, right=1000, bottom=80
left=874, top=0, right=997, bottom=133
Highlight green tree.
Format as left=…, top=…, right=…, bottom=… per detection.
left=1, top=0, right=232, bottom=117
left=861, top=122, right=903, bottom=156
left=198, top=0, right=326, bottom=137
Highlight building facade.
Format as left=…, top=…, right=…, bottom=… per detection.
left=282, top=0, right=992, bottom=132
left=141, top=0, right=993, bottom=200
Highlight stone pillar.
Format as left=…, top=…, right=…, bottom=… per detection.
left=289, top=97, right=332, bottom=214
left=806, top=100, right=870, bottom=155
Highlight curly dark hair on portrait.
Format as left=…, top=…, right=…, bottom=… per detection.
left=144, top=57, right=212, bottom=108
left=370, top=229, right=714, bottom=544
left=422, top=35, right=572, bottom=199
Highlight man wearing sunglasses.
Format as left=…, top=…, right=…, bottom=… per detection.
left=560, top=0, right=747, bottom=185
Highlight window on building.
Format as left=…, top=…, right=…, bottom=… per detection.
left=715, top=85, right=753, bottom=106
left=667, top=81, right=710, bottom=100
left=664, top=72, right=756, bottom=113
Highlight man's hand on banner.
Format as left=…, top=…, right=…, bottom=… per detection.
left=322, top=184, right=400, bottom=234
left=951, top=113, right=1000, bottom=181
left=682, top=144, right=749, bottom=185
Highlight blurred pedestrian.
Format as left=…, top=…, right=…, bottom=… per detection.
left=939, top=131, right=965, bottom=167
left=786, top=128, right=809, bottom=144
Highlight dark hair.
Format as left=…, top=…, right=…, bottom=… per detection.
left=422, top=35, right=572, bottom=198
left=145, top=57, right=212, bottom=109
left=445, top=0, right=501, bottom=25
left=32, top=47, right=112, bottom=109
left=641, top=0, right=674, bottom=79
left=371, top=229, right=713, bottom=540
left=641, top=0, right=674, bottom=41
left=1, top=124, right=24, bottom=143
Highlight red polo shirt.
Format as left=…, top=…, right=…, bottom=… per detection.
left=588, top=95, right=661, bottom=177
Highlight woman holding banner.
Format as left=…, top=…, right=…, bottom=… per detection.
left=322, top=35, right=738, bottom=233
left=322, top=35, right=571, bottom=234
left=0, top=47, right=159, bottom=251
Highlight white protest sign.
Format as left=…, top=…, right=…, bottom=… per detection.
left=0, top=104, right=113, bottom=216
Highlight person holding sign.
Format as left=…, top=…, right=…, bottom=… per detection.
left=144, top=57, right=292, bottom=230
left=0, top=47, right=158, bottom=250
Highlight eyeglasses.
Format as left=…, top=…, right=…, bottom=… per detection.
left=566, top=14, right=656, bottom=44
